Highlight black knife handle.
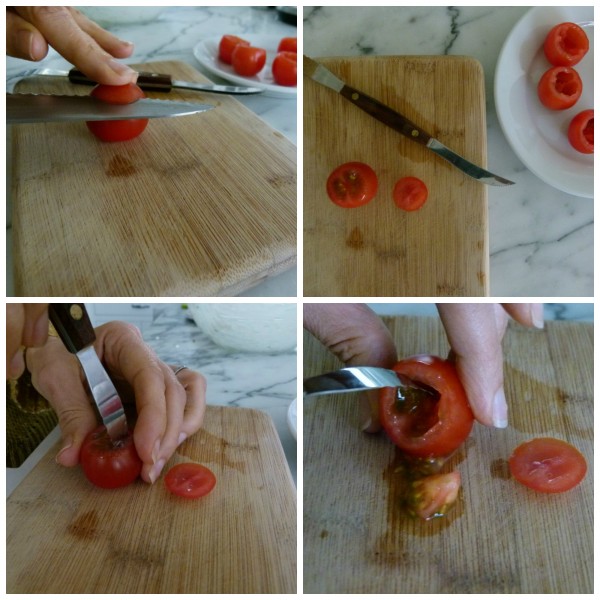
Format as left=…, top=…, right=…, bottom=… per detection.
left=68, top=68, right=173, bottom=92
left=48, top=303, right=96, bottom=354
left=340, top=84, right=431, bottom=146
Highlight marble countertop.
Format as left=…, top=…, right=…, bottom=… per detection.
left=304, top=6, right=593, bottom=296
left=6, top=6, right=297, bottom=297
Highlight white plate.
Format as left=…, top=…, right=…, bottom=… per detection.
left=494, top=7, right=594, bottom=198
left=287, top=398, right=297, bottom=440
left=193, top=34, right=297, bottom=98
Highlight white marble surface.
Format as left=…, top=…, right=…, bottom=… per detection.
left=6, top=6, right=297, bottom=297
left=304, top=6, right=593, bottom=297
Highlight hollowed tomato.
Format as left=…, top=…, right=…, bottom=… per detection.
left=379, top=355, right=474, bottom=458
left=568, top=109, right=593, bottom=154
left=218, top=34, right=250, bottom=65
left=537, top=66, right=582, bottom=110
left=231, top=45, right=267, bottom=77
left=80, top=426, right=142, bottom=489
left=277, top=37, right=297, bottom=53
left=543, top=22, right=589, bottom=67
left=165, top=463, right=217, bottom=499
left=272, top=51, right=297, bottom=86
left=326, top=161, right=378, bottom=208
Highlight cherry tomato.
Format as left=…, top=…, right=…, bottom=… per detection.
left=537, top=66, right=582, bottom=110
left=277, top=37, right=297, bottom=53
left=508, top=437, right=587, bottom=493
left=568, top=109, right=593, bottom=154
left=326, top=161, right=378, bottom=208
left=165, top=463, right=217, bottom=499
left=218, top=34, right=250, bottom=65
left=86, top=83, right=148, bottom=142
left=80, top=426, right=142, bottom=489
left=393, top=176, right=428, bottom=211
left=231, top=45, right=267, bottom=77
left=272, top=51, right=297, bottom=86
left=543, top=22, right=589, bottom=67
left=379, top=355, right=474, bottom=458
left=407, top=472, right=461, bottom=520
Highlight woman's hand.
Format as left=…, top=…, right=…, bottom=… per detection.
left=6, top=303, right=49, bottom=380
left=26, top=321, right=207, bottom=483
left=6, top=6, right=137, bottom=85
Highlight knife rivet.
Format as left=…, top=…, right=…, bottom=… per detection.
left=411, top=129, right=419, bottom=137
left=69, top=304, right=83, bottom=320
left=352, top=92, right=359, bottom=100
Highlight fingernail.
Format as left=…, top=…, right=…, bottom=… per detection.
left=531, top=304, right=544, bottom=329
left=151, top=438, right=161, bottom=464
left=148, top=458, right=166, bottom=484
left=55, top=438, right=73, bottom=464
left=108, top=59, right=137, bottom=80
left=492, top=387, right=508, bottom=428
left=177, top=432, right=187, bottom=446
left=360, top=417, right=372, bottom=432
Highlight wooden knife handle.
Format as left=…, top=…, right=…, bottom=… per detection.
left=340, top=84, right=431, bottom=145
left=68, top=68, right=173, bottom=92
left=48, top=303, right=96, bottom=354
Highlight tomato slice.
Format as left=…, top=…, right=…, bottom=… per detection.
left=379, top=355, right=474, bottom=458
left=393, top=176, right=428, bottom=211
left=218, top=34, right=250, bottom=64
left=277, top=37, right=297, bottom=53
left=231, top=45, right=267, bottom=77
left=543, top=22, right=589, bottom=67
left=508, top=437, right=587, bottom=493
left=326, top=161, right=378, bottom=208
left=86, top=83, right=148, bottom=142
left=568, top=109, right=593, bottom=154
left=165, top=463, right=217, bottom=499
left=272, top=51, right=297, bottom=87
left=407, top=471, right=461, bottom=520
left=537, top=66, right=582, bottom=110
left=79, top=426, right=142, bottom=489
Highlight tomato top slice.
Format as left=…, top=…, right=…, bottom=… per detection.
left=543, top=22, right=589, bottom=67
left=379, top=355, right=474, bottom=458
left=393, top=176, right=428, bottom=211
left=326, top=161, right=378, bottom=208
left=165, top=462, right=217, bottom=499
left=508, top=437, right=587, bottom=493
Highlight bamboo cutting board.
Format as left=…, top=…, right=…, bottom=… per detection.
left=7, top=406, right=296, bottom=594
left=304, top=316, right=592, bottom=593
left=304, top=56, right=489, bottom=296
left=11, top=61, right=296, bottom=296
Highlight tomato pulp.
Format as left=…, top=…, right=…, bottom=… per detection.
left=379, top=355, right=474, bottom=458
left=80, top=426, right=142, bottom=489
left=537, top=66, right=582, bottom=110
left=165, top=463, right=217, bottom=499
left=86, top=83, right=149, bottom=142
left=568, top=109, right=594, bottom=154
left=326, top=161, right=378, bottom=208
left=543, top=22, right=589, bottom=67
left=509, top=437, right=587, bottom=493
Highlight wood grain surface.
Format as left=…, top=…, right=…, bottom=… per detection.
left=11, top=61, right=296, bottom=296
left=7, top=406, right=296, bottom=594
left=303, top=316, right=592, bottom=593
left=304, top=56, right=489, bottom=296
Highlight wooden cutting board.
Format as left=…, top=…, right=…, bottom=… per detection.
left=304, top=316, right=592, bottom=593
left=11, top=61, right=296, bottom=296
left=304, top=56, right=489, bottom=296
left=7, top=406, right=296, bottom=594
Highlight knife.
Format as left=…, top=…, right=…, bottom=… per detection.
left=7, top=93, right=213, bottom=124
left=48, top=303, right=128, bottom=442
left=304, top=55, right=514, bottom=186
left=15, top=67, right=264, bottom=95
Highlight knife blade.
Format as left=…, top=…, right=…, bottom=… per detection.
left=48, top=304, right=128, bottom=442
left=303, top=55, right=514, bottom=186
left=14, top=67, right=263, bottom=95
left=7, top=93, right=213, bottom=124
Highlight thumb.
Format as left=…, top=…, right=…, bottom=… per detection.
left=53, top=401, right=98, bottom=467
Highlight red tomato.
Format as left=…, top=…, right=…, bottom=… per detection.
left=272, top=51, right=297, bottom=86
left=509, top=437, right=587, bottom=493
left=80, top=426, right=142, bottom=489
left=379, top=355, right=474, bottom=458
left=165, top=463, right=217, bottom=499
left=568, top=109, right=593, bottom=154
left=277, top=37, right=297, bottom=53
left=543, top=22, right=589, bottom=67
left=407, top=472, right=461, bottom=520
left=326, top=161, right=378, bottom=208
left=537, top=66, right=582, bottom=110
left=218, top=34, right=250, bottom=64
left=231, top=45, right=267, bottom=77
left=86, top=83, right=148, bottom=142
left=393, top=176, right=428, bottom=211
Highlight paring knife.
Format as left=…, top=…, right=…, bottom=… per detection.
left=7, top=93, right=213, bottom=124
left=16, top=67, right=263, bottom=95
left=304, top=55, right=514, bottom=186
left=48, top=304, right=128, bottom=442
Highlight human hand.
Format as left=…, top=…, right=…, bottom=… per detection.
left=26, top=321, right=207, bottom=483
left=6, top=7, right=137, bottom=85
left=6, top=303, right=49, bottom=379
